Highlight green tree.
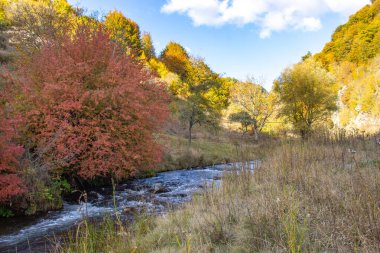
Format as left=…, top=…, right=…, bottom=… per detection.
left=141, top=32, right=155, bottom=59
left=228, top=111, right=257, bottom=134
left=104, top=10, right=142, bottom=56
left=301, top=51, right=312, bottom=61
left=178, top=58, right=228, bottom=145
left=274, top=59, right=337, bottom=138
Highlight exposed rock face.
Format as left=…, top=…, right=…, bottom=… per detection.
left=333, top=86, right=380, bottom=134
left=348, top=113, right=380, bottom=132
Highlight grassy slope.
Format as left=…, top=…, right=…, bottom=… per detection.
left=151, top=123, right=261, bottom=174
left=59, top=133, right=380, bottom=253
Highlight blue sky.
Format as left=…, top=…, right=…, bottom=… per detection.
left=67, top=0, right=370, bottom=90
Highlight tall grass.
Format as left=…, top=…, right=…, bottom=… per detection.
left=57, top=133, right=380, bottom=253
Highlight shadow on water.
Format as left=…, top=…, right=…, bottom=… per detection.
left=0, top=161, right=258, bottom=253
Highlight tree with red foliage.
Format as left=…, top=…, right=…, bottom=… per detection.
left=0, top=90, right=26, bottom=203
left=18, top=26, right=169, bottom=180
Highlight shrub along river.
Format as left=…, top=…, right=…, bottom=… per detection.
left=0, top=161, right=258, bottom=253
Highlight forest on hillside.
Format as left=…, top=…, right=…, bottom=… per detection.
left=0, top=0, right=379, bottom=232
left=315, top=0, right=380, bottom=130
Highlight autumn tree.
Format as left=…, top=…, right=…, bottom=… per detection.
left=0, top=78, right=25, bottom=204
left=104, top=10, right=142, bottom=56
left=17, top=26, right=169, bottom=180
left=274, top=59, right=337, bottom=138
left=177, top=58, right=229, bottom=145
left=142, top=32, right=155, bottom=60
left=0, top=116, right=25, bottom=204
left=160, top=42, right=191, bottom=81
left=315, top=1, right=380, bottom=66
left=5, top=0, right=78, bottom=57
left=230, top=80, right=274, bottom=140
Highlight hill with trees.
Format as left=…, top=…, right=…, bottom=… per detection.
left=315, top=0, right=380, bottom=132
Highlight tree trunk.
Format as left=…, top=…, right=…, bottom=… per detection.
left=188, top=122, right=193, bottom=146
left=254, top=129, right=259, bottom=141
left=300, top=130, right=306, bottom=139
left=300, top=128, right=310, bottom=139
left=253, top=123, right=259, bottom=141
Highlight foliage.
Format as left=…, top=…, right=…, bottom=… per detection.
left=147, top=57, right=183, bottom=95
left=335, top=56, right=380, bottom=128
left=228, top=111, right=257, bottom=133
left=0, top=206, right=14, bottom=217
left=0, top=83, right=26, bottom=204
left=5, top=0, right=78, bottom=56
left=160, top=42, right=191, bottom=81
left=230, top=80, right=274, bottom=139
left=15, top=26, right=169, bottom=180
left=104, top=10, right=142, bottom=57
left=141, top=32, right=155, bottom=60
left=0, top=116, right=26, bottom=203
left=301, top=51, right=312, bottom=61
left=0, top=0, right=10, bottom=28
left=312, top=1, right=380, bottom=131
left=274, top=59, right=337, bottom=138
left=315, top=1, right=380, bottom=66
left=0, top=2, right=11, bottom=64
left=176, top=58, right=229, bottom=144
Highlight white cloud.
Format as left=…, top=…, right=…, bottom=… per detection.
left=296, top=17, right=322, bottom=31
left=161, top=0, right=370, bottom=38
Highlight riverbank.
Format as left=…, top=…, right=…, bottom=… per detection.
left=0, top=126, right=259, bottom=218
left=0, top=159, right=259, bottom=252
left=56, top=133, right=380, bottom=253
left=154, top=131, right=261, bottom=173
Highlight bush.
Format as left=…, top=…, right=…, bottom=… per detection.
left=14, top=26, right=169, bottom=180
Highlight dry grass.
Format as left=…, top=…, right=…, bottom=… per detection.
left=156, top=126, right=260, bottom=171
left=58, top=132, right=380, bottom=253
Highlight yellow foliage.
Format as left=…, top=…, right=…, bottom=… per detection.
left=314, top=1, right=380, bottom=130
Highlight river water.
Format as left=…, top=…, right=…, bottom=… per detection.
left=0, top=161, right=258, bottom=253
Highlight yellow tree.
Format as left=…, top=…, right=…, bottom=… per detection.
left=274, top=59, right=338, bottom=138
left=141, top=32, right=155, bottom=60
left=160, top=42, right=191, bottom=81
left=230, top=80, right=274, bottom=140
left=5, top=0, right=78, bottom=56
left=104, top=10, right=142, bottom=56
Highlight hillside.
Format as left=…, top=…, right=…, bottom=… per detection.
left=315, top=0, right=380, bottom=132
